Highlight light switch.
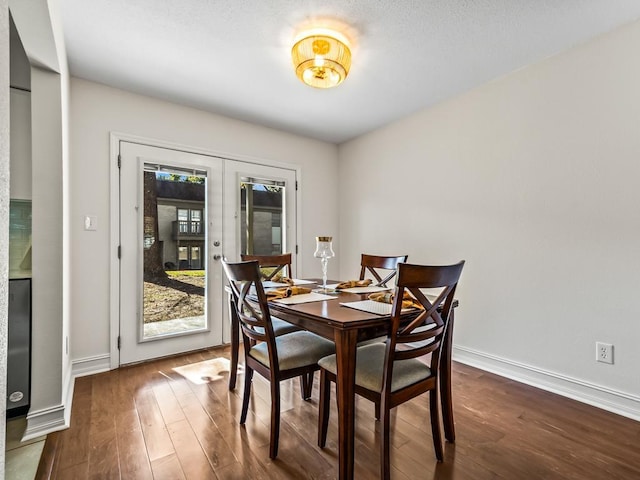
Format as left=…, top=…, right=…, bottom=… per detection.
left=84, top=215, right=98, bottom=231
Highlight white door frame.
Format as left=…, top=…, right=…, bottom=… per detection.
left=109, top=132, right=302, bottom=369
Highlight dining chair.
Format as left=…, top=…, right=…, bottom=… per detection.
left=222, top=259, right=336, bottom=459
left=359, top=254, right=408, bottom=286
left=241, top=253, right=293, bottom=280
left=355, top=254, right=409, bottom=349
left=228, top=253, right=299, bottom=390
left=317, top=260, right=465, bottom=478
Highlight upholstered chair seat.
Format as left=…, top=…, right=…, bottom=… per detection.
left=318, top=343, right=432, bottom=393
left=250, top=331, right=335, bottom=371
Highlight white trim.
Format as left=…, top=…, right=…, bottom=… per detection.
left=295, top=170, right=302, bottom=276
left=110, top=131, right=301, bottom=171
left=109, top=133, right=120, bottom=369
left=72, top=354, right=112, bottom=378
left=23, top=404, right=68, bottom=442
left=453, top=345, right=640, bottom=421
left=23, top=360, right=77, bottom=441
left=63, top=370, right=74, bottom=434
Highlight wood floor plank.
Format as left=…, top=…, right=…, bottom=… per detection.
left=262, top=414, right=335, bottom=479
left=116, top=427, right=154, bottom=480
left=153, top=381, right=187, bottom=425
left=166, top=419, right=217, bottom=479
left=135, top=388, right=176, bottom=462
left=87, top=373, right=121, bottom=479
left=150, top=453, right=187, bottom=480
left=56, top=376, right=92, bottom=471
left=34, top=430, right=60, bottom=480
left=180, top=399, right=238, bottom=471
left=214, top=461, right=261, bottom=480
left=54, top=462, right=89, bottom=480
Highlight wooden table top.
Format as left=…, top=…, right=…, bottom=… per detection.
left=265, top=279, right=430, bottom=342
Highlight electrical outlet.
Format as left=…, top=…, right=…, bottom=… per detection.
left=596, top=342, right=614, bottom=364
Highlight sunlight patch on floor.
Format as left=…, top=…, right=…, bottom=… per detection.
left=172, top=357, right=232, bottom=385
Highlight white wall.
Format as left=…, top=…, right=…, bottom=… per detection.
left=69, top=78, right=339, bottom=365
left=29, top=65, right=66, bottom=423
left=338, top=19, right=640, bottom=418
left=1, top=0, right=11, bottom=470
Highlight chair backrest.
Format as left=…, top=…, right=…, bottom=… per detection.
left=359, top=254, right=408, bottom=286
left=383, top=261, right=465, bottom=391
left=240, top=253, right=292, bottom=281
left=222, top=260, right=280, bottom=369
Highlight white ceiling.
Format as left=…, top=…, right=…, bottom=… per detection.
left=59, top=0, right=640, bottom=144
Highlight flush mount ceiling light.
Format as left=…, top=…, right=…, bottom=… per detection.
left=292, top=29, right=352, bottom=89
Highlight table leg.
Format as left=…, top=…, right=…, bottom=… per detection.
left=228, top=295, right=239, bottom=390
left=334, top=329, right=358, bottom=480
left=440, top=309, right=455, bottom=442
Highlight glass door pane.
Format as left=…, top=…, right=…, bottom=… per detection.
left=240, top=178, right=285, bottom=255
left=142, top=167, right=207, bottom=339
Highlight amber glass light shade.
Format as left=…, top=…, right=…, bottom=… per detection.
left=292, top=33, right=351, bottom=88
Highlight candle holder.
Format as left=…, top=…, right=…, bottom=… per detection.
left=314, top=236, right=335, bottom=293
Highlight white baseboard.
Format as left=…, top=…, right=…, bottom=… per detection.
left=23, top=354, right=112, bottom=441
left=23, top=404, right=68, bottom=442
left=71, top=354, right=112, bottom=378
left=453, top=345, right=640, bottom=422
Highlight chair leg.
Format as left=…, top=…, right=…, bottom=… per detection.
left=229, top=332, right=239, bottom=391
left=380, top=399, right=391, bottom=480
left=318, top=369, right=331, bottom=448
left=240, top=367, right=253, bottom=425
left=308, top=371, right=315, bottom=398
left=300, top=371, right=314, bottom=400
left=269, top=380, right=281, bottom=459
left=228, top=297, right=240, bottom=390
left=374, top=400, right=380, bottom=420
left=430, top=389, right=444, bottom=462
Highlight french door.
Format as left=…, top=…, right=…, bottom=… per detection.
left=221, top=161, right=297, bottom=345
left=222, top=161, right=297, bottom=268
left=117, top=141, right=297, bottom=365
left=119, top=142, right=224, bottom=364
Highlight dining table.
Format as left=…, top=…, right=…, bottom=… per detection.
left=240, top=279, right=460, bottom=480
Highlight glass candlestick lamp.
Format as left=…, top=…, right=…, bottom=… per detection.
left=314, top=236, right=335, bottom=293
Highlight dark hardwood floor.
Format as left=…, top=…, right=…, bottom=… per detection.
left=36, top=345, right=640, bottom=479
